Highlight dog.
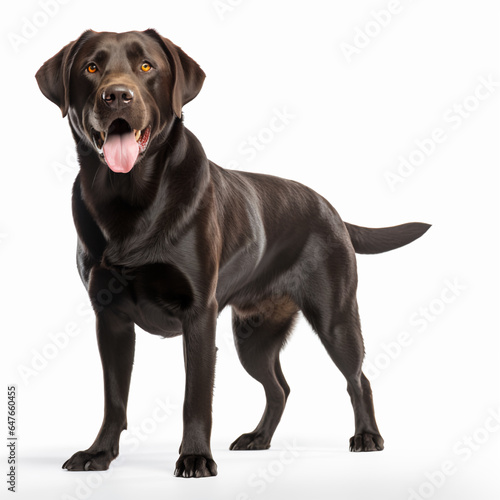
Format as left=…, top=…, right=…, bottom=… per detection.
left=36, top=29, right=430, bottom=478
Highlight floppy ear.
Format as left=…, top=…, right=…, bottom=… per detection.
left=144, top=29, right=206, bottom=118
left=35, top=30, right=93, bottom=117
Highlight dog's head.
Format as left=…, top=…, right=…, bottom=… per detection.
left=36, top=30, right=205, bottom=173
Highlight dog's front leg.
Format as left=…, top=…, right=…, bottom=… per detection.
left=175, top=301, right=218, bottom=478
left=63, top=267, right=135, bottom=471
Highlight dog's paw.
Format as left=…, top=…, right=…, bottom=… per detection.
left=62, top=449, right=116, bottom=471
left=349, top=433, right=384, bottom=452
left=174, top=454, right=218, bottom=478
left=230, top=432, right=271, bottom=451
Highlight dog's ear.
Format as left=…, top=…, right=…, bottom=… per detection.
left=35, top=30, right=93, bottom=117
left=144, top=29, right=206, bottom=119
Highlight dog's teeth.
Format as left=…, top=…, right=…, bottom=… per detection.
left=134, top=129, right=141, bottom=142
left=100, top=131, right=106, bottom=142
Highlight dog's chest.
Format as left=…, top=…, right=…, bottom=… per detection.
left=127, top=262, right=193, bottom=336
left=96, top=227, right=203, bottom=333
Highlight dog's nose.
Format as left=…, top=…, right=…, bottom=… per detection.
left=101, top=85, right=134, bottom=109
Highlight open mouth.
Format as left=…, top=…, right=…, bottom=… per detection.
left=92, top=119, right=151, bottom=173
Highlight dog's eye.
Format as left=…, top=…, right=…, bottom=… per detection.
left=87, top=63, right=98, bottom=74
left=141, top=62, right=152, bottom=72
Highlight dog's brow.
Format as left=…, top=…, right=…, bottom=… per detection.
left=89, top=49, right=109, bottom=63
left=125, top=41, right=147, bottom=60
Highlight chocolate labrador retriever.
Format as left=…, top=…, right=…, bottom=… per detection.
left=36, top=29, right=430, bottom=477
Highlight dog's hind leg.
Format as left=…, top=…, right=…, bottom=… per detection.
left=229, top=297, right=298, bottom=451
left=300, top=246, right=384, bottom=452
left=311, top=303, right=384, bottom=451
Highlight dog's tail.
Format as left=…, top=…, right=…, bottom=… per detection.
left=344, top=222, right=431, bottom=254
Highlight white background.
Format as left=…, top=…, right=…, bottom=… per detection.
left=1, top=0, right=499, bottom=499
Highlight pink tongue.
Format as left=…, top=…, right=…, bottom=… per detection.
left=103, top=131, right=139, bottom=173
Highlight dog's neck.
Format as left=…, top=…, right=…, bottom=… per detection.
left=73, top=118, right=212, bottom=243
